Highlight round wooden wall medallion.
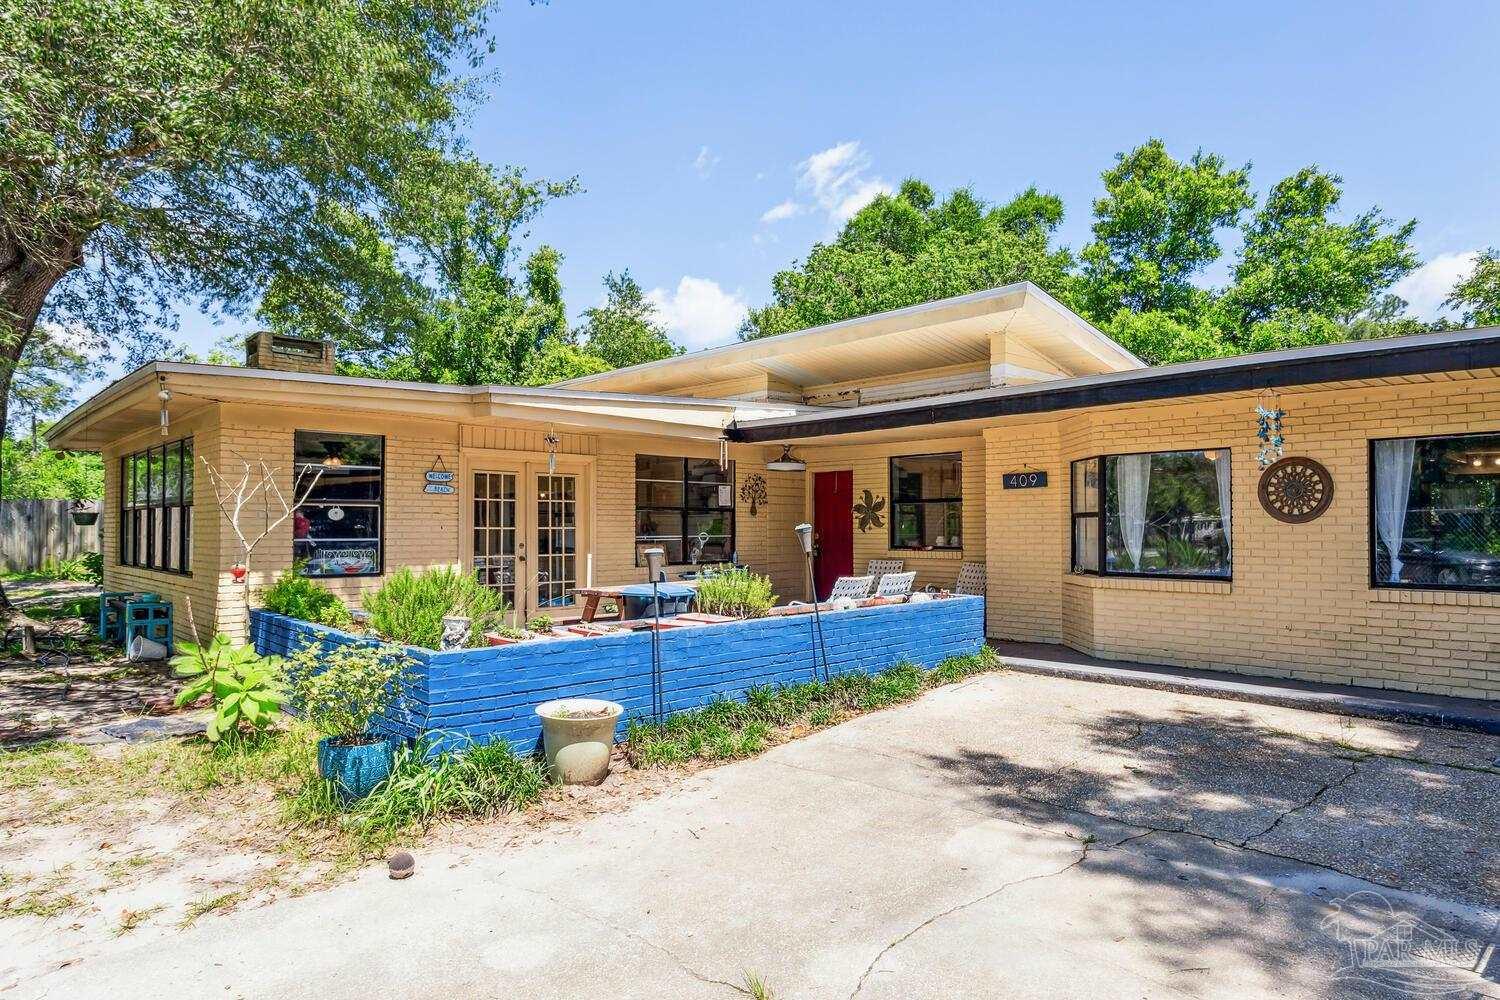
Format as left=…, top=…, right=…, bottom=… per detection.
left=1258, top=457, right=1333, bottom=524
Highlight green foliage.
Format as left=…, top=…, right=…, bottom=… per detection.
left=361, top=566, right=505, bottom=649
left=1224, top=167, right=1417, bottom=328
left=287, top=737, right=547, bottom=852
left=743, top=181, right=1076, bottom=339
left=577, top=271, right=682, bottom=368
left=518, top=336, right=612, bottom=386
left=282, top=642, right=412, bottom=741
left=693, top=567, right=776, bottom=618
left=1445, top=249, right=1500, bottom=328
left=624, top=647, right=1003, bottom=766
left=1102, top=310, right=1237, bottom=366
left=171, top=635, right=283, bottom=742
left=259, top=567, right=353, bottom=629
left=1080, top=139, right=1253, bottom=320
left=0, top=438, right=103, bottom=499
left=34, top=552, right=103, bottom=584
left=525, top=614, right=554, bottom=632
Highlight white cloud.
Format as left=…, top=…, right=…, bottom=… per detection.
left=692, top=145, right=720, bottom=177
left=759, top=199, right=801, bottom=224
left=646, top=276, right=747, bottom=351
left=1393, top=250, right=1481, bottom=319
left=796, top=140, right=892, bottom=224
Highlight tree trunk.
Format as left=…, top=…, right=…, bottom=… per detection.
left=0, top=231, right=83, bottom=615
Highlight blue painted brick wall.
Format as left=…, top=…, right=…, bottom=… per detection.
left=251, top=596, right=985, bottom=754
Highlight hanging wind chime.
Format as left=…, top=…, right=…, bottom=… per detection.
left=1255, top=390, right=1287, bottom=469
left=544, top=429, right=560, bottom=475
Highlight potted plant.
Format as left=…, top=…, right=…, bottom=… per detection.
left=534, top=698, right=624, bottom=785
left=283, top=641, right=412, bottom=799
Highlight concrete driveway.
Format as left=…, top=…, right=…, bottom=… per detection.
left=18, top=672, right=1500, bottom=999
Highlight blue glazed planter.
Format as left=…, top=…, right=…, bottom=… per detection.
left=317, top=735, right=394, bottom=800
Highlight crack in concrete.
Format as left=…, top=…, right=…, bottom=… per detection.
left=847, top=839, right=1100, bottom=1000
left=1236, top=756, right=1364, bottom=848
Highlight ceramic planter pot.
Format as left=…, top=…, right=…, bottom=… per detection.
left=534, top=699, right=623, bottom=785
left=317, top=735, right=394, bottom=799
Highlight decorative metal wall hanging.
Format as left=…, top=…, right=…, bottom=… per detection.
left=853, top=489, right=887, bottom=532
left=1258, top=456, right=1333, bottom=524
left=739, top=474, right=768, bottom=516
left=1256, top=390, right=1287, bottom=468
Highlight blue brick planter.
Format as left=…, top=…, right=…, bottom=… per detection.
left=250, top=595, right=985, bottom=755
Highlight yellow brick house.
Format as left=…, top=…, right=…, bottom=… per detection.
left=47, top=281, right=1500, bottom=699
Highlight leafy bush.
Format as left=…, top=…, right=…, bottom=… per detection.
left=693, top=567, right=776, bottom=618
left=525, top=614, right=554, bottom=632
left=171, top=634, right=284, bottom=742
left=259, top=566, right=354, bottom=629
left=282, top=642, right=412, bottom=742
left=361, top=567, right=506, bottom=648
left=33, top=552, right=103, bottom=584
left=624, top=647, right=1003, bottom=766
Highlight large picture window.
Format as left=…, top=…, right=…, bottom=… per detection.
left=294, top=431, right=383, bottom=577
left=890, top=453, right=963, bottom=550
left=1071, top=449, right=1231, bottom=579
left=635, top=455, right=734, bottom=565
left=119, top=438, right=193, bottom=574
left=1371, top=432, right=1500, bottom=591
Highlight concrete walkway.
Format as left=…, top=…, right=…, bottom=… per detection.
left=18, top=672, right=1500, bottom=999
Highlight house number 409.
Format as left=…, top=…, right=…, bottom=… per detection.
left=1002, top=471, right=1048, bottom=490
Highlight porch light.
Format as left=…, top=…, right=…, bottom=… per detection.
left=766, top=446, right=807, bottom=472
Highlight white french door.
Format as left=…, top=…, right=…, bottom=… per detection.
left=470, top=465, right=586, bottom=620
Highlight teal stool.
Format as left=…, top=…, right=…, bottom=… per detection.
left=98, top=591, right=136, bottom=644
left=123, top=597, right=173, bottom=653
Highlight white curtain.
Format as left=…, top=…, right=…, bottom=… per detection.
left=1213, top=451, right=1233, bottom=553
left=1373, top=439, right=1417, bottom=583
left=1115, top=454, right=1152, bottom=571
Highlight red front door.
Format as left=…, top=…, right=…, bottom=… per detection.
left=813, top=470, right=854, bottom=601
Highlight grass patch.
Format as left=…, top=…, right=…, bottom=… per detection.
left=624, top=647, right=1004, bottom=767
left=179, top=891, right=242, bottom=928
left=0, top=870, right=81, bottom=920
left=115, top=904, right=165, bottom=935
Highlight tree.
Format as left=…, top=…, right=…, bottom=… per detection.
left=1, top=0, right=497, bottom=611
left=577, top=271, right=681, bottom=367
left=1224, top=167, right=1417, bottom=328
left=1104, top=310, right=1238, bottom=367
left=519, top=337, right=612, bottom=386
left=0, top=435, right=102, bottom=499
left=1445, top=250, right=1500, bottom=327
left=1079, top=139, right=1253, bottom=322
left=742, top=179, right=1076, bottom=339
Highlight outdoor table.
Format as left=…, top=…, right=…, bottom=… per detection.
left=574, top=579, right=701, bottom=623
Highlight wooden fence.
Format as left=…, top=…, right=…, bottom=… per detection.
left=0, top=500, right=102, bottom=574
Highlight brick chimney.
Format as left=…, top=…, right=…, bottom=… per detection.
left=244, top=331, right=336, bottom=374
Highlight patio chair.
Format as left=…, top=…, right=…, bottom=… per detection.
left=827, top=575, right=874, bottom=602
left=874, top=571, right=917, bottom=598
left=954, top=562, right=987, bottom=596
left=867, top=559, right=904, bottom=578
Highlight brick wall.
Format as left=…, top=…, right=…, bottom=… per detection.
left=983, top=376, right=1500, bottom=700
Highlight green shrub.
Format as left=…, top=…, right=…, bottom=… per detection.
left=693, top=567, right=776, bottom=618
left=525, top=614, right=554, bottom=632
left=282, top=642, right=413, bottom=741
left=361, top=567, right=506, bottom=648
left=171, top=634, right=283, bottom=742
left=33, top=552, right=102, bottom=584
left=259, top=566, right=354, bottom=629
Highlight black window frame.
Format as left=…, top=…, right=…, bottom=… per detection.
left=1368, top=431, right=1500, bottom=593
left=1070, top=448, right=1233, bottom=582
left=888, top=452, right=964, bottom=552
left=634, top=455, right=736, bottom=567
left=293, top=430, right=385, bottom=579
left=118, top=437, right=193, bottom=575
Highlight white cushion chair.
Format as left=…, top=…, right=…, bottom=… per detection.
left=867, top=559, right=905, bottom=578
left=828, top=575, right=875, bottom=602
left=954, top=562, right=987, bottom=596
left=874, top=571, right=917, bottom=598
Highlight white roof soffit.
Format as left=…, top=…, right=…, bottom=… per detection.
left=46, top=362, right=814, bottom=450
left=559, top=281, right=1145, bottom=394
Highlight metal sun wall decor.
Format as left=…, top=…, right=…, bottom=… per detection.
left=853, top=489, right=887, bottom=532
left=739, top=474, right=768, bottom=516
left=1258, top=456, right=1334, bottom=524
left=1255, top=391, right=1287, bottom=469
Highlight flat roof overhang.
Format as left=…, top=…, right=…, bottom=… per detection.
left=727, top=326, right=1500, bottom=443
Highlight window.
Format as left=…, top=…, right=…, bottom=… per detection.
left=635, top=455, right=734, bottom=565
left=1371, top=432, right=1500, bottom=591
left=890, top=453, right=963, bottom=550
left=294, top=431, right=383, bottom=577
left=1071, top=449, right=1232, bottom=579
left=119, top=438, right=193, bottom=574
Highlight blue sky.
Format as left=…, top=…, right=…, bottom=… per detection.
left=161, top=0, right=1500, bottom=373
